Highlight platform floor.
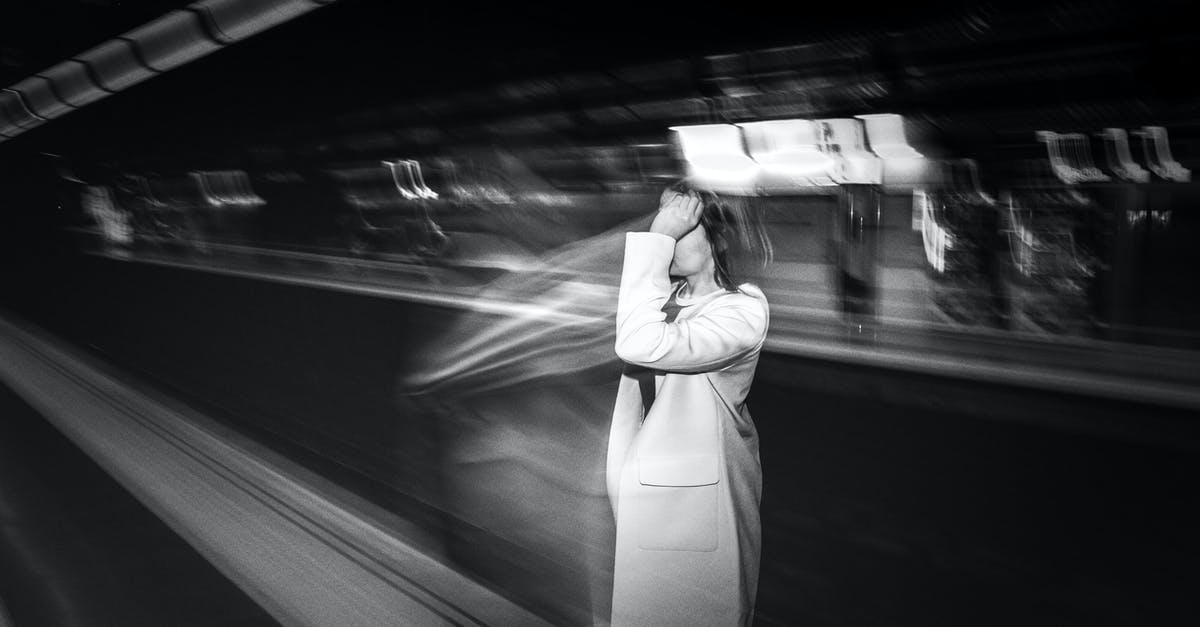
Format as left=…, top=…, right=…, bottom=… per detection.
left=4, top=248, right=1200, bottom=625
left=0, top=383, right=279, bottom=627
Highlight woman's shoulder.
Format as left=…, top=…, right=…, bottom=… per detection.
left=736, top=283, right=767, bottom=302
left=728, top=283, right=768, bottom=311
left=707, top=283, right=769, bottom=315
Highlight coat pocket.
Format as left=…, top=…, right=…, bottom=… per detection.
left=632, top=455, right=720, bottom=552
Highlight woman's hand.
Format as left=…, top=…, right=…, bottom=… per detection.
left=649, top=187, right=703, bottom=240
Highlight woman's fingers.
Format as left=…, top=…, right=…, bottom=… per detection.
left=660, top=189, right=700, bottom=213
left=672, top=191, right=703, bottom=226
left=650, top=187, right=705, bottom=239
left=684, top=193, right=703, bottom=221
left=650, top=184, right=709, bottom=239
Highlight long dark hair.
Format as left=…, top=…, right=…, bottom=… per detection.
left=670, top=180, right=774, bottom=291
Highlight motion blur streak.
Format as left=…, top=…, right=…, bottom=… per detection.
left=5, top=1, right=1200, bottom=624
left=393, top=218, right=666, bottom=624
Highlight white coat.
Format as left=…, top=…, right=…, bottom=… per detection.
left=607, top=232, right=769, bottom=627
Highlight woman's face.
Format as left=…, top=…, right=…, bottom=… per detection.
left=670, top=223, right=714, bottom=277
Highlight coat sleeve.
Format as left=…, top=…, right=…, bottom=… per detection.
left=615, top=232, right=768, bottom=372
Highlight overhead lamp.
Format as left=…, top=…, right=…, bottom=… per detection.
left=740, top=119, right=834, bottom=178
left=818, top=118, right=882, bottom=185
left=669, top=124, right=759, bottom=193
left=855, top=113, right=931, bottom=188
left=856, top=114, right=924, bottom=159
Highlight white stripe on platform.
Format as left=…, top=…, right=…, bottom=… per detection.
left=85, top=249, right=600, bottom=325
left=0, top=312, right=553, bottom=627
left=83, top=248, right=1200, bottom=412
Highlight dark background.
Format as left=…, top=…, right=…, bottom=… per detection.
left=4, top=1, right=1200, bottom=625
left=4, top=0, right=1198, bottom=164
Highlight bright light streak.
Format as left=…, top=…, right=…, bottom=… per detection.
left=670, top=124, right=760, bottom=192
left=740, top=119, right=834, bottom=177
left=820, top=118, right=882, bottom=184
left=405, top=160, right=439, bottom=199
left=880, top=155, right=931, bottom=188
left=382, top=160, right=421, bottom=199
left=919, top=191, right=952, bottom=273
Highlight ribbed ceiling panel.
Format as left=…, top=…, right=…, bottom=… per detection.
left=0, top=0, right=338, bottom=143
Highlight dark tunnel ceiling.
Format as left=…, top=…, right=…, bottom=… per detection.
left=0, top=1, right=197, bottom=86
left=0, top=0, right=1047, bottom=86
left=2, top=0, right=1195, bottom=162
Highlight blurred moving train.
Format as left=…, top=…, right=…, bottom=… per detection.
left=53, top=111, right=1200, bottom=349
left=27, top=108, right=1200, bottom=626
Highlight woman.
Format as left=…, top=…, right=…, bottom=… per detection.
left=607, top=183, right=771, bottom=626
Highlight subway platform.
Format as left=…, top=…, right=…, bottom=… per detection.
left=0, top=311, right=550, bottom=626
left=0, top=382, right=278, bottom=626
left=3, top=246, right=1200, bottom=625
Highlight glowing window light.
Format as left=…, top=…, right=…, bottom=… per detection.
left=879, top=154, right=930, bottom=185
left=405, top=159, right=439, bottom=199
left=1139, top=126, right=1191, bottom=183
left=1036, top=130, right=1090, bottom=184
left=856, top=113, right=924, bottom=159
left=1097, top=128, right=1150, bottom=183
left=670, top=124, right=760, bottom=187
left=740, top=119, right=834, bottom=177
left=382, top=160, right=421, bottom=200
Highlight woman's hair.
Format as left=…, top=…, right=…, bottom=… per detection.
left=670, top=180, right=774, bottom=291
